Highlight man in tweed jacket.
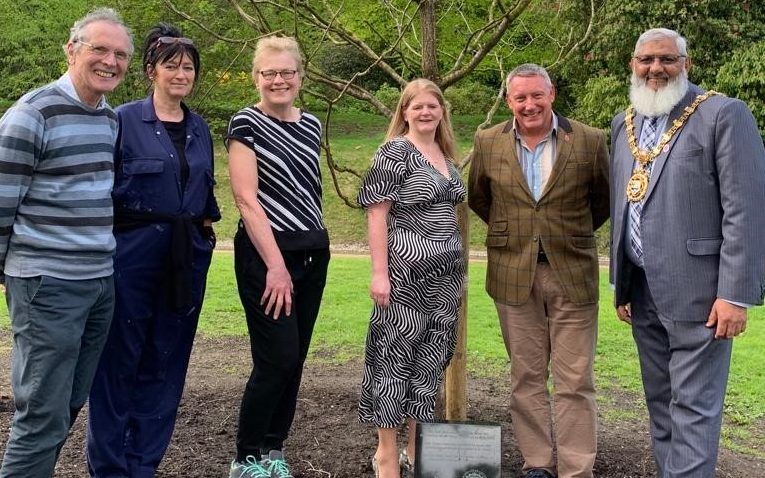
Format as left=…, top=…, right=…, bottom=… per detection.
left=468, top=64, right=609, bottom=478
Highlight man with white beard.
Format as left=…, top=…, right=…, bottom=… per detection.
left=609, top=28, right=765, bottom=478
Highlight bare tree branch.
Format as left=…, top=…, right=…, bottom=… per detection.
left=226, top=0, right=269, bottom=34
left=163, top=0, right=270, bottom=43
left=440, top=0, right=533, bottom=89
left=320, top=104, right=364, bottom=209
left=546, top=0, right=596, bottom=71
left=307, top=68, right=393, bottom=117
left=282, top=0, right=411, bottom=85
left=458, top=53, right=509, bottom=171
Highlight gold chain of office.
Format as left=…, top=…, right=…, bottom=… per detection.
left=624, top=90, right=719, bottom=202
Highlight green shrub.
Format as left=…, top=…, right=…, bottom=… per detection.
left=192, top=70, right=257, bottom=136
left=571, top=75, right=628, bottom=131
left=444, top=81, right=498, bottom=115
left=374, top=84, right=401, bottom=112
left=716, top=41, right=765, bottom=141
left=313, top=44, right=392, bottom=91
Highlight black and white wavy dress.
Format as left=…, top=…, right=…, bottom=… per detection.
left=357, top=136, right=466, bottom=427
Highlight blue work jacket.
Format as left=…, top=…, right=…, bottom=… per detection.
left=113, top=96, right=220, bottom=221
left=112, top=96, right=220, bottom=313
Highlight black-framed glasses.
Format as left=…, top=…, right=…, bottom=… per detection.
left=76, top=40, right=131, bottom=62
left=155, top=36, right=194, bottom=48
left=258, top=69, right=298, bottom=81
left=633, top=54, right=686, bottom=66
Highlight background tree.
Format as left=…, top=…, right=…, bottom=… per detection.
left=162, top=0, right=595, bottom=203
left=0, top=0, right=259, bottom=133
left=565, top=0, right=765, bottom=139
left=2, top=0, right=763, bottom=141
left=716, top=40, right=765, bottom=137
left=0, top=0, right=88, bottom=109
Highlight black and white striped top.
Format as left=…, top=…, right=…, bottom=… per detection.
left=227, top=106, right=329, bottom=250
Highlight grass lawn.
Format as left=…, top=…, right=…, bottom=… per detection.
left=0, top=110, right=761, bottom=455
left=0, top=254, right=763, bottom=455
left=185, top=252, right=765, bottom=455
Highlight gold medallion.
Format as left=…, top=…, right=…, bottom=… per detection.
left=623, top=91, right=720, bottom=203
left=626, top=169, right=649, bottom=202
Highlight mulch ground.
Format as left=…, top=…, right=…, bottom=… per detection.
left=0, top=335, right=763, bottom=477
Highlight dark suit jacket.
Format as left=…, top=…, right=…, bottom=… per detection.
left=468, top=114, right=609, bottom=305
left=610, top=84, right=765, bottom=320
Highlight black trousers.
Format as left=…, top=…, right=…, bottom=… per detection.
left=233, top=228, right=330, bottom=461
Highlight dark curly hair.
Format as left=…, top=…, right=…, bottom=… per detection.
left=141, top=23, right=200, bottom=81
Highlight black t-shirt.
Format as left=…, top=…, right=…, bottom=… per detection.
left=162, top=117, right=189, bottom=189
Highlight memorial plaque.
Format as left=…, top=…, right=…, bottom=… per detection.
left=414, top=421, right=501, bottom=478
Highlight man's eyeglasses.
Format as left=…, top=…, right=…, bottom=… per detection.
left=258, top=69, right=298, bottom=81
left=155, top=36, right=194, bottom=49
left=77, top=40, right=131, bottom=62
left=633, top=55, right=686, bottom=66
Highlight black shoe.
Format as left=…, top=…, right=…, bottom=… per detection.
left=525, top=469, right=554, bottom=478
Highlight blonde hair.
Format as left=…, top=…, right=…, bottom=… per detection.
left=251, top=35, right=304, bottom=83
left=385, top=79, right=458, bottom=162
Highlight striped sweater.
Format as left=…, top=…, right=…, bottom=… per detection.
left=0, top=74, right=117, bottom=282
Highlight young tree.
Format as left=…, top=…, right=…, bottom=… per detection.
left=163, top=0, right=596, bottom=419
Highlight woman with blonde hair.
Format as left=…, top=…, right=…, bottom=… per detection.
left=227, top=35, right=329, bottom=478
left=357, top=78, right=466, bottom=478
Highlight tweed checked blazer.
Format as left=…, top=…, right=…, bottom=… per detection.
left=468, top=114, right=609, bottom=305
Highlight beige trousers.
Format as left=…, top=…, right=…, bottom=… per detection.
left=495, top=263, right=598, bottom=478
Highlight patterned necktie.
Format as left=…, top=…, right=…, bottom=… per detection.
left=628, top=117, right=658, bottom=266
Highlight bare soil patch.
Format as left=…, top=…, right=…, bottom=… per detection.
left=0, top=335, right=763, bottom=477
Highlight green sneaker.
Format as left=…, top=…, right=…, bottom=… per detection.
left=229, top=456, right=271, bottom=478
left=262, top=450, right=294, bottom=478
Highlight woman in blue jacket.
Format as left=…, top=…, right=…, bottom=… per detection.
left=86, top=23, right=220, bottom=477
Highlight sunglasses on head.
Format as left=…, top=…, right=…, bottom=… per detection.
left=154, top=36, right=194, bottom=49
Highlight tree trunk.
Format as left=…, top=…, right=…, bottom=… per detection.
left=419, top=0, right=439, bottom=81
left=445, top=201, right=469, bottom=420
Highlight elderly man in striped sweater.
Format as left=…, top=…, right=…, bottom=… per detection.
left=0, top=8, right=132, bottom=478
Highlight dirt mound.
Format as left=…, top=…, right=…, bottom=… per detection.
left=0, top=335, right=762, bottom=477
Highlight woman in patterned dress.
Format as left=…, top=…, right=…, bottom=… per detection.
left=358, top=79, right=466, bottom=478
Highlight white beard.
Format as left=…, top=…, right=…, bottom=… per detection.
left=629, top=71, right=689, bottom=117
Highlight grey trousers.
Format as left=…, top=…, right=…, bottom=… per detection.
left=630, top=267, right=732, bottom=478
left=1, top=275, right=114, bottom=478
